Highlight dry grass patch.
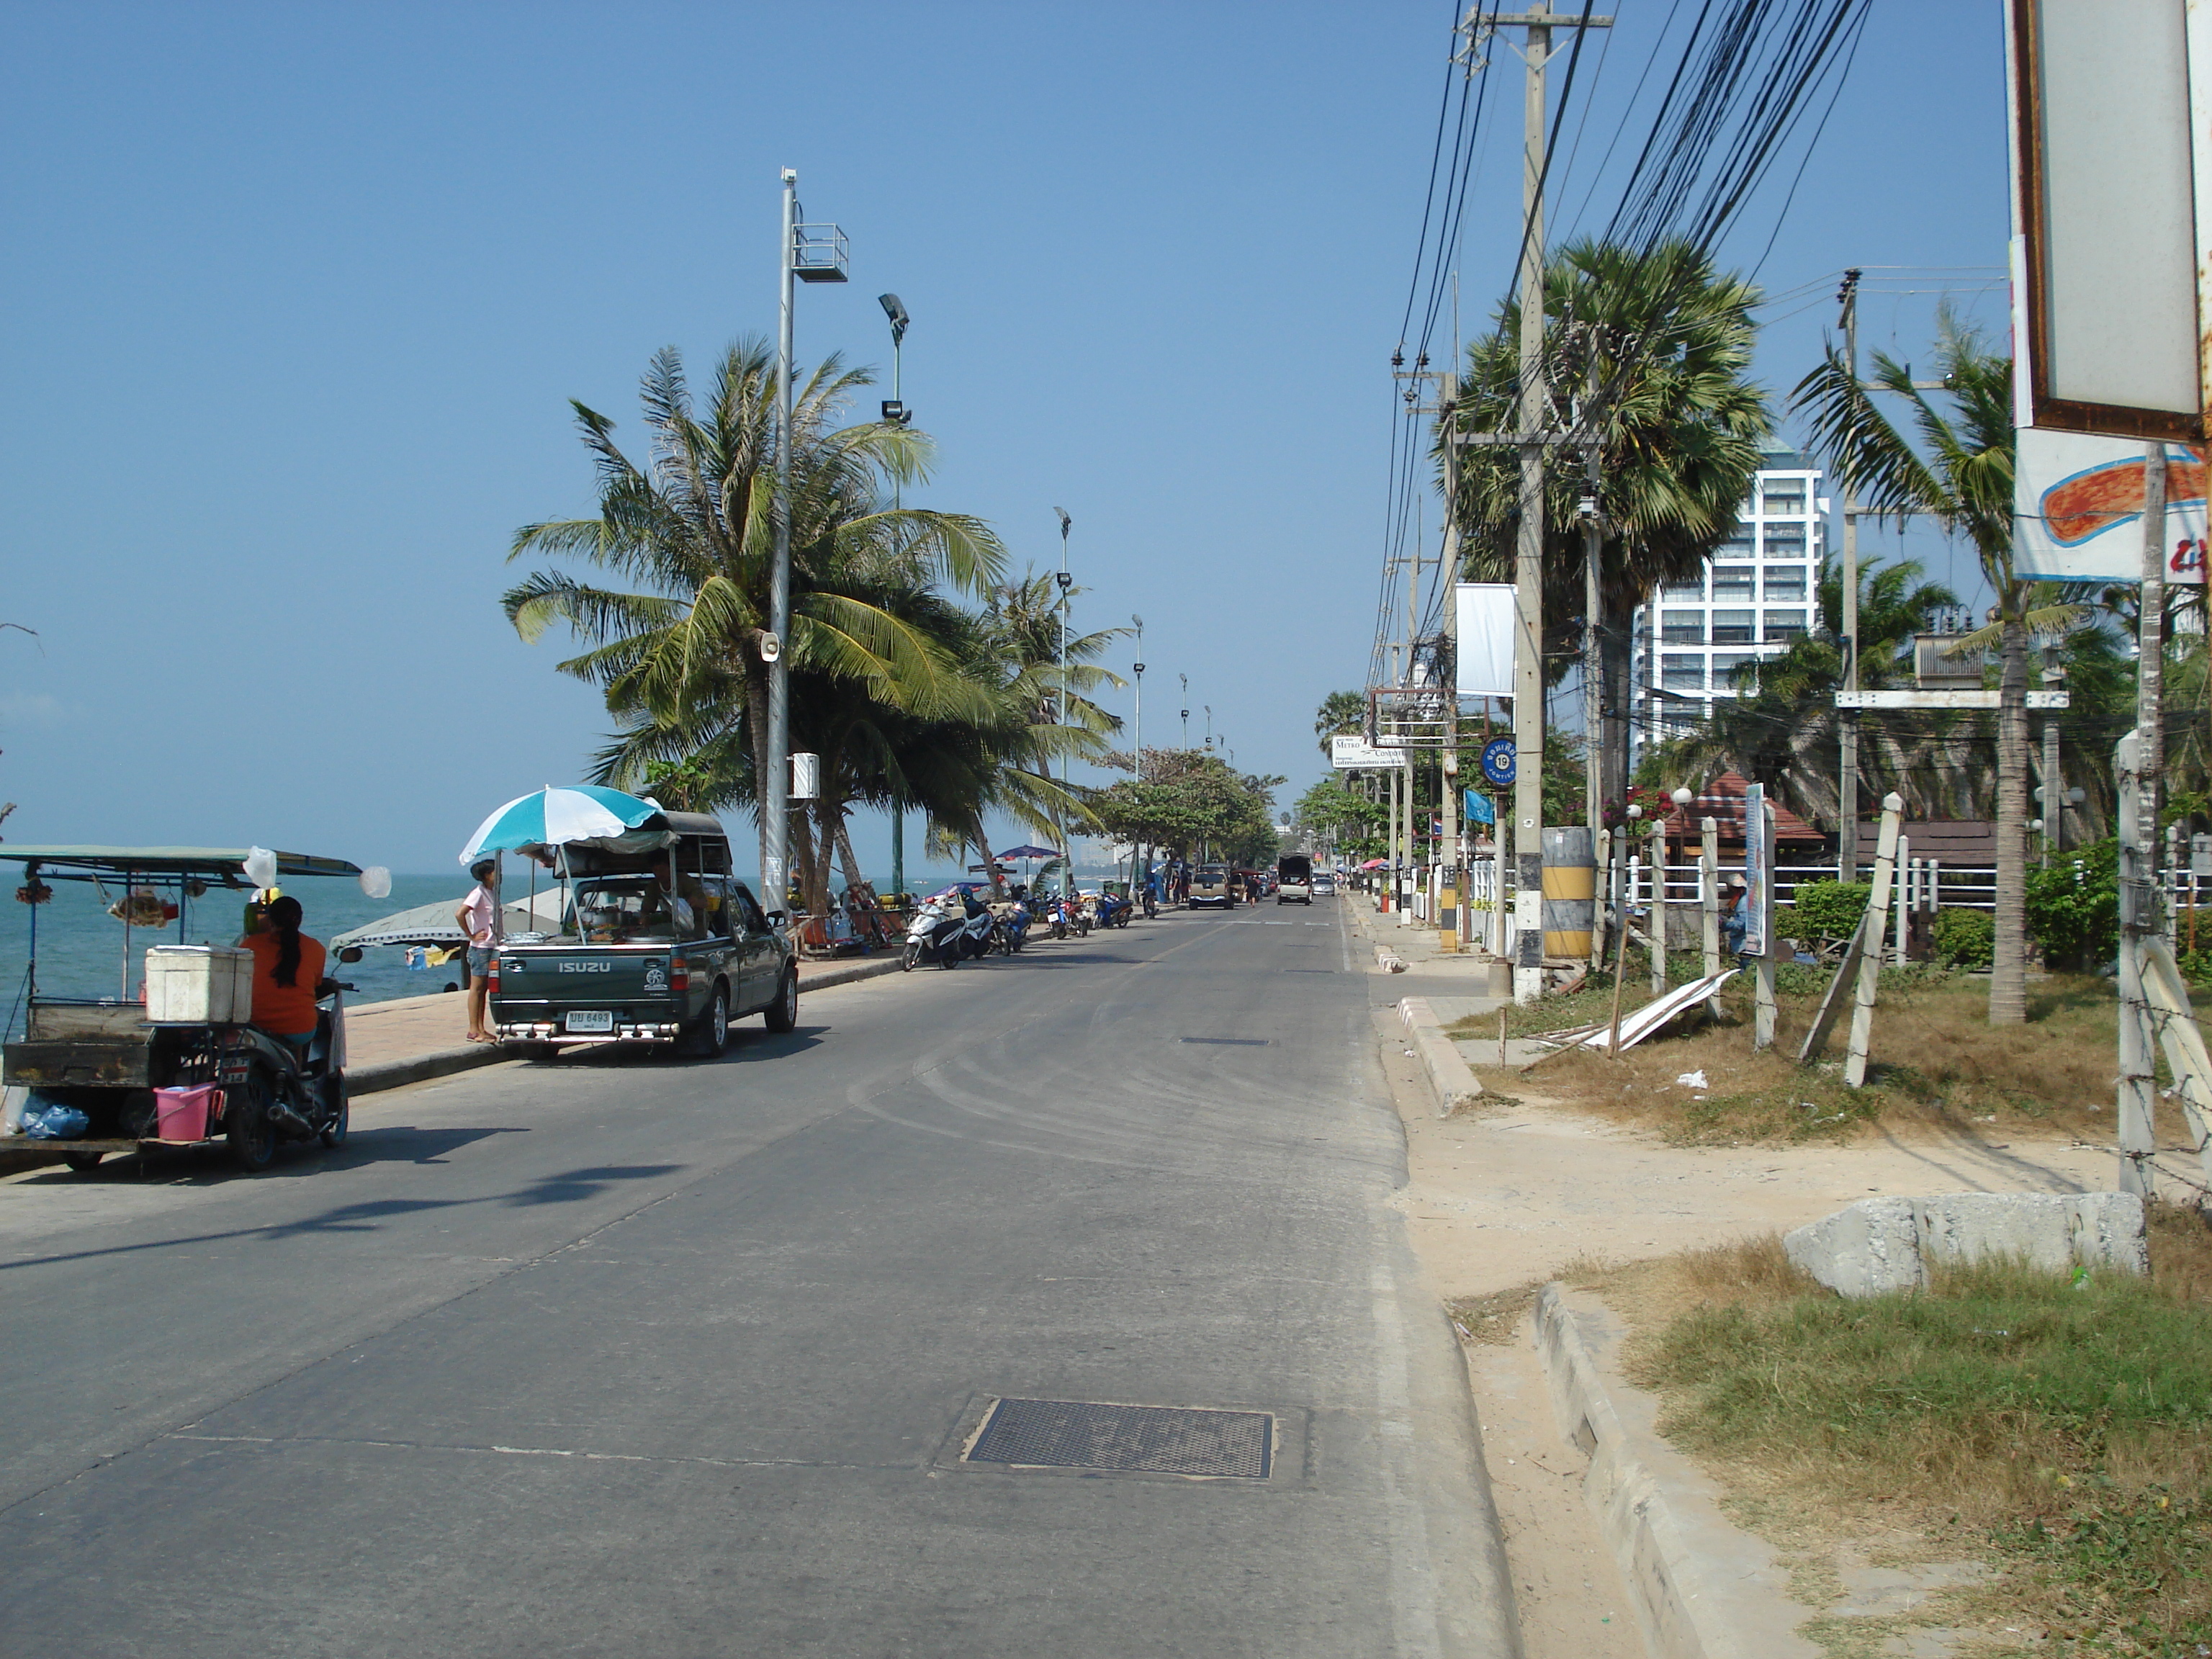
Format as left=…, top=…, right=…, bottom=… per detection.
left=1449, top=966, right=2196, bottom=1148
left=1570, top=1217, right=2212, bottom=1655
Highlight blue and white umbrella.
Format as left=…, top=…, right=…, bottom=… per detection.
left=459, top=786, right=665, bottom=865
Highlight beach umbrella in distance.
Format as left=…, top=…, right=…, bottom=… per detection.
left=459, top=786, right=663, bottom=864
left=995, top=844, right=1059, bottom=860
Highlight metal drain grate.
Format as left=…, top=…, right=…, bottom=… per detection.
left=1179, top=1036, right=1269, bottom=1046
left=967, top=1397, right=1273, bottom=1478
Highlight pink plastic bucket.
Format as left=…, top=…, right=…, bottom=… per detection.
left=153, top=1085, right=220, bottom=1142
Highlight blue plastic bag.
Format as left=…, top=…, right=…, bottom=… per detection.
left=22, top=1102, right=91, bottom=1140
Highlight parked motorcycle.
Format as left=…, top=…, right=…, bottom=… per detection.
left=992, top=898, right=1033, bottom=954
left=956, top=892, right=997, bottom=960
left=903, top=895, right=972, bottom=970
left=1094, top=891, right=1131, bottom=930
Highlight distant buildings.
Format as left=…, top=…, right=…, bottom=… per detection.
left=1629, top=445, right=1828, bottom=766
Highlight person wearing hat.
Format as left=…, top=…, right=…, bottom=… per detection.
left=1722, top=874, right=1750, bottom=959
left=456, top=858, right=501, bottom=1043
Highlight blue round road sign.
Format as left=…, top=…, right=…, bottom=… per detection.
left=1480, top=738, right=1516, bottom=786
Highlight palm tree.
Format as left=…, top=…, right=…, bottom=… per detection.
left=1795, top=311, right=2031, bottom=1022
left=1447, top=238, right=1771, bottom=809
left=503, top=341, right=1005, bottom=907
left=1314, top=691, right=1366, bottom=755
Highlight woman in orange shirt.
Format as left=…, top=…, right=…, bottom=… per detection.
left=239, top=894, right=327, bottom=1055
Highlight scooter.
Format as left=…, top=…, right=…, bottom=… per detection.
left=1095, top=891, right=1131, bottom=930
left=992, top=897, right=1033, bottom=954
left=217, top=978, right=354, bottom=1169
left=903, top=896, right=971, bottom=970
left=956, top=893, right=997, bottom=961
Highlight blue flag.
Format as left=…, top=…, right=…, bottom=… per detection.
left=1464, top=790, right=1496, bottom=825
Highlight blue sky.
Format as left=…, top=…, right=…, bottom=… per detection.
left=0, top=1, right=2008, bottom=878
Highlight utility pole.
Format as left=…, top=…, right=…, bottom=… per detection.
left=1132, top=616, right=1146, bottom=893
left=1459, top=1, right=1614, bottom=999
left=1179, top=675, right=1190, bottom=749
left=1578, top=345, right=1605, bottom=973
left=2117, top=441, right=2170, bottom=1198
left=1838, top=269, right=1863, bottom=881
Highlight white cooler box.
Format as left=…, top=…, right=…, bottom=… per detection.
left=145, top=945, right=256, bottom=1024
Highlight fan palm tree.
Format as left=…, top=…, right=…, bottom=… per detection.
left=1447, top=238, right=1771, bottom=809
left=1795, top=310, right=2031, bottom=1022
left=503, top=341, right=1005, bottom=904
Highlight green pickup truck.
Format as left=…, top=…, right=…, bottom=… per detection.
left=488, top=814, right=797, bottom=1057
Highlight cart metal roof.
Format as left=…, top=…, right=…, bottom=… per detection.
left=0, top=846, right=364, bottom=880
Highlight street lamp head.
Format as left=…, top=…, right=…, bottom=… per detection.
left=1133, top=662, right=1146, bottom=675
left=1053, top=507, right=1071, bottom=536
left=1132, top=613, right=1143, bottom=631
left=877, top=292, right=909, bottom=344
left=1056, top=570, right=1073, bottom=591
left=1627, top=803, right=1643, bottom=819
left=781, top=167, right=796, bottom=185
left=1671, top=787, right=1694, bottom=806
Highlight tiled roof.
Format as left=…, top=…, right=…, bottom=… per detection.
left=1660, top=771, right=1826, bottom=842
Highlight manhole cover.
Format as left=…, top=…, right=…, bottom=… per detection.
left=1179, top=1036, right=1269, bottom=1046
left=966, top=1397, right=1273, bottom=1478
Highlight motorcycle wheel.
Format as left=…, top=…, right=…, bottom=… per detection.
left=227, top=1073, right=277, bottom=1174
left=904, top=940, right=922, bottom=971
left=63, top=1151, right=104, bottom=1174
left=764, top=968, right=799, bottom=1034
left=938, top=947, right=959, bottom=968
left=318, top=1072, right=349, bottom=1148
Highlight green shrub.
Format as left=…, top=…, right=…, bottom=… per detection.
left=1786, top=879, right=1871, bottom=942
left=2026, top=839, right=2118, bottom=971
left=1930, top=907, right=1994, bottom=969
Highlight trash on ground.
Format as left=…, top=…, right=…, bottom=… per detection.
left=1526, top=970, right=1740, bottom=1063
left=1676, top=1069, right=1709, bottom=1089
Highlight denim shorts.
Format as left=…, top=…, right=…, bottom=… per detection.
left=467, top=945, right=494, bottom=976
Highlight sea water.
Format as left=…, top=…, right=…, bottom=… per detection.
left=0, top=872, right=481, bottom=1035
left=0, top=864, right=989, bottom=1038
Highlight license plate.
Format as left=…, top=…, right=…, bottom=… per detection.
left=565, top=1010, right=615, bottom=1033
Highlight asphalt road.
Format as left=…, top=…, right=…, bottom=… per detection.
left=0, top=900, right=1514, bottom=1658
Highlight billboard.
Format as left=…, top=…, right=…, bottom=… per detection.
left=1331, top=734, right=1406, bottom=770
left=2008, top=0, right=2211, bottom=439
left=1453, top=583, right=1516, bottom=698
left=2015, top=433, right=2208, bottom=583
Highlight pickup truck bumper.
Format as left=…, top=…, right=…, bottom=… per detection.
left=494, top=1020, right=683, bottom=1046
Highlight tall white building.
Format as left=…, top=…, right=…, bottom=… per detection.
left=1629, top=445, right=1830, bottom=763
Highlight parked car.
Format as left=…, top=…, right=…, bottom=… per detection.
left=489, top=813, right=797, bottom=1056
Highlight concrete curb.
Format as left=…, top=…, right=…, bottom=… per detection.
left=1396, top=996, right=1483, bottom=1118
left=349, top=956, right=911, bottom=1097
left=797, top=956, right=907, bottom=994
left=352, top=1045, right=509, bottom=1096
left=1533, top=1284, right=1819, bottom=1659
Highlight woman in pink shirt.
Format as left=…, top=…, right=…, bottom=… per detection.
left=456, top=858, right=500, bottom=1042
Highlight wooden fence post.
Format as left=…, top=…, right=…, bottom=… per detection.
left=1844, top=794, right=1906, bottom=1087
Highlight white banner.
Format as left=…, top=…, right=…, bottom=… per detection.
left=1331, top=734, right=1406, bottom=770
left=2014, top=432, right=2206, bottom=583
left=1453, top=583, right=1516, bottom=698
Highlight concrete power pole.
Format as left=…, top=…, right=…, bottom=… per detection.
left=1837, top=269, right=1863, bottom=881
left=1455, top=4, right=1612, bottom=1000
left=2117, top=441, right=2170, bottom=1197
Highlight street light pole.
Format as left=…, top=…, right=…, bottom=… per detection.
left=1054, top=508, right=1072, bottom=861
left=1132, top=616, right=1146, bottom=894
left=765, top=166, right=845, bottom=913
left=766, top=167, right=798, bottom=912
left=1179, top=674, right=1190, bottom=749
left=878, top=292, right=910, bottom=899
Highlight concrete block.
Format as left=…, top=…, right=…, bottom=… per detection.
left=1785, top=1192, right=2149, bottom=1298
left=1395, top=996, right=1483, bottom=1118
left=1784, top=1197, right=1921, bottom=1298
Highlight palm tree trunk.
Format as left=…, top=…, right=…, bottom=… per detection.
left=1990, top=611, right=2031, bottom=1025
left=832, top=812, right=866, bottom=893
left=972, top=822, right=1006, bottom=897
left=1601, top=591, right=1632, bottom=809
